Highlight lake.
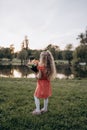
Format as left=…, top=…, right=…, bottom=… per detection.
left=0, top=65, right=74, bottom=79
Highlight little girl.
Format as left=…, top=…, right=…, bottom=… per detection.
left=32, top=50, right=56, bottom=115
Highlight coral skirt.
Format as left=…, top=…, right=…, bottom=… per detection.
left=34, top=79, right=52, bottom=98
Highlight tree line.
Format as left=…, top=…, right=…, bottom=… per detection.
left=0, top=43, right=73, bottom=64
left=0, top=29, right=87, bottom=77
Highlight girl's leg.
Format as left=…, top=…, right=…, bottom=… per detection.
left=44, top=98, right=48, bottom=111
left=41, top=98, right=48, bottom=112
left=34, top=96, right=40, bottom=112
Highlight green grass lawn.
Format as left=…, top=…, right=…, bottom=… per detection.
left=0, top=78, right=87, bottom=130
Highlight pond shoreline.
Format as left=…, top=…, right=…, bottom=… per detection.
left=0, top=64, right=73, bottom=79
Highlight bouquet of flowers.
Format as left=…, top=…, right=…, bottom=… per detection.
left=27, top=59, right=39, bottom=73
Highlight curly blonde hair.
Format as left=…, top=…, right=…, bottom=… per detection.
left=39, top=50, right=56, bottom=80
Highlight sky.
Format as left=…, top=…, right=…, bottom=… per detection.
left=0, top=0, right=87, bottom=51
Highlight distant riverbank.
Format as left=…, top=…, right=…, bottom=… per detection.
left=0, top=58, right=69, bottom=65
left=0, top=58, right=21, bottom=65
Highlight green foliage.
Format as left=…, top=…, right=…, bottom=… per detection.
left=18, top=49, right=28, bottom=64
left=62, top=50, right=73, bottom=65
left=73, top=45, right=87, bottom=63
left=72, top=45, right=87, bottom=77
left=0, top=78, right=87, bottom=130
left=57, top=51, right=63, bottom=60
left=45, top=44, right=60, bottom=60
left=0, top=47, right=12, bottom=59
left=77, top=29, right=87, bottom=45
left=29, top=49, right=41, bottom=60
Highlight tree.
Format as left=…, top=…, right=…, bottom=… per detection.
left=77, top=28, right=87, bottom=45
left=62, top=44, right=73, bottom=65
left=72, top=44, right=87, bottom=77
left=65, top=44, right=73, bottom=50
left=0, top=47, right=12, bottom=59
left=62, top=50, right=73, bottom=65
left=45, top=44, right=60, bottom=60
left=73, top=45, right=87, bottom=63
left=21, top=36, right=29, bottom=50
left=74, top=28, right=87, bottom=64
left=10, top=44, right=15, bottom=60
left=10, top=44, right=15, bottom=54
left=18, top=49, right=28, bottom=65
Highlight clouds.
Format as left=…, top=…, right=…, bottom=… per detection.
left=0, top=0, right=87, bottom=51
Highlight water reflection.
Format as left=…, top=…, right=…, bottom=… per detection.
left=56, top=73, right=74, bottom=79
left=0, top=65, right=74, bottom=79
left=13, top=70, right=21, bottom=78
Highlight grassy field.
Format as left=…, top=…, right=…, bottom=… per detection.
left=0, top=78, right=87, bottom=130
